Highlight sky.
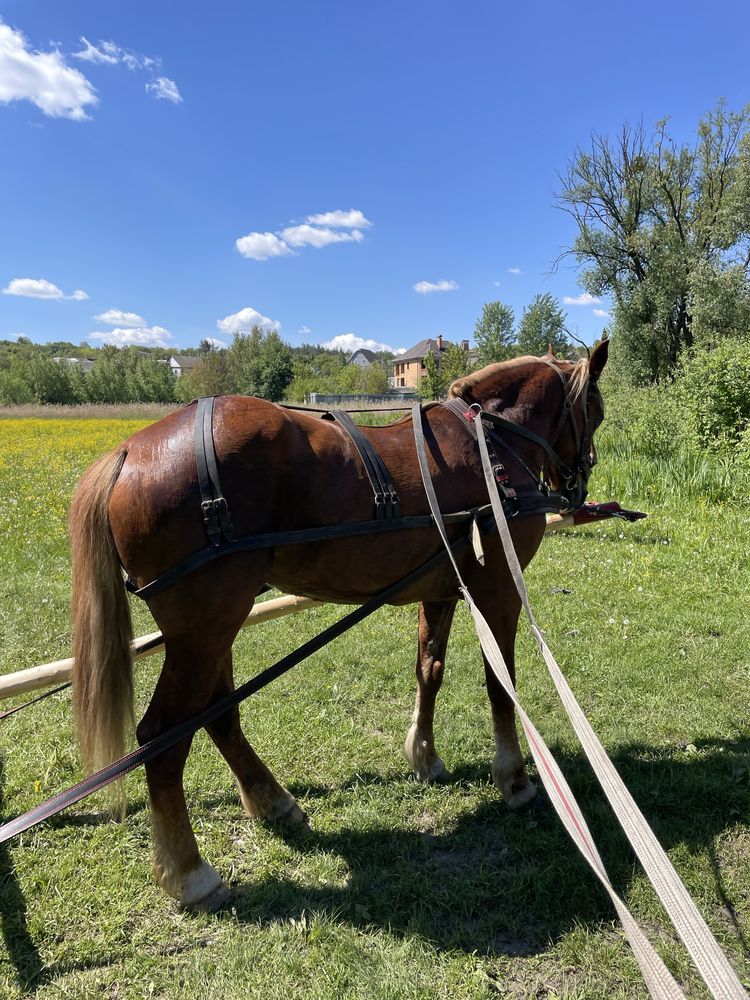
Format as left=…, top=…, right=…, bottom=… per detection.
left=1, top=1, right=749, bottom=356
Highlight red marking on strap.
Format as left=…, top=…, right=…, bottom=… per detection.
left=525, top=725, right=600, bottom=870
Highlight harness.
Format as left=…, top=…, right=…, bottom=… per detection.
left=125, top=369, right=589, bottom=602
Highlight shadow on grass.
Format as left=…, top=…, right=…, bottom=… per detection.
left=0, top=759, right=48, bottom=994
left=215, top=736, right=750, bottom=959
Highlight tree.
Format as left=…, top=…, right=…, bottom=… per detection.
left=557, top=101, right=750, bottom=382
left=419, top=350, right=446, bottom=399
left=228, top=328, right=293, bottom=401
left=441, top=342, right=471, bottom=386
left=474, top=301, right=515, bottom=366
left=516, top=293, right=569, bottom=357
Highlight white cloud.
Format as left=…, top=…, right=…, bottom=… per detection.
left=73, top=37, right=120, bottom=66
left=3, top=277, right=88, bottom=300
left=0, top=22, right=97, bottom=120
left=236, top=209, right=371, bottom=261
left=89, top=325, right=173, bottom=347
left=217, top=306, right=281, bottom=335
left=280, top=224, right=364, bottom=249
left=507, top=267, right=522, bottom=275
left=305, top=209, right=372, bottom=229
left=563, top=293, right=602, bottom=306
left=146, top=76, right=181, bottom=104
left=94, top=308, right=146, bottom=327
left=493, top=280, right=502, bottom=287
left=593, top=308, right=611, bottom=318
left=299, top=325, right=312, bottom=335
left=74, top=37, right=155, bottom=72
left=322, top=333, right=405, bottom=355
left=235, top=231, right=293, bottom=260
left=413, top=279, right=459, bottom=295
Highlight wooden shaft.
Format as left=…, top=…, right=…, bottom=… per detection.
left=0, top=594, right=323, bottom=701
left=0, top=513, right=575, bottom=702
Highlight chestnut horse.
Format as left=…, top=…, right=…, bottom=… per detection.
left=69, top=344, right=607, bottom=910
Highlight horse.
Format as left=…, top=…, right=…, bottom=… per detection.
left=68, top=343, right=608, bottom=910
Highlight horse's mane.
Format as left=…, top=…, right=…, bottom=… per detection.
left=449, top=355, right=590, bottom=404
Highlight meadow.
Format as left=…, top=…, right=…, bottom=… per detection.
left=0, top=410, right=748, bottom=999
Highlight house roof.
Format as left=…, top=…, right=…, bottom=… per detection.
left=349, top=348, right=377, bottom=363
left=398, top=338, right=454, bottom=363
left=169, top=355, right=201, bottom=369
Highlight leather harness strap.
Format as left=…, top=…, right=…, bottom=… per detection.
left=195, top=397, right=233, bottom=547
left=324, top=409, right=401, bottom=518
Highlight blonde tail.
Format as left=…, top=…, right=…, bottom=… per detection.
left=69, top=448, right=133, bottom=811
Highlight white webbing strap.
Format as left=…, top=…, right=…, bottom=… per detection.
left=411, top=406, right=688, bottom=997
left=472, top=419, right=746, bottom=1000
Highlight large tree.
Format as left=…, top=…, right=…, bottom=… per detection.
left=557, top=101, right=750, bottom=382
left=516, top=293, right=569, bottom=357
left=473, top=301, right=515, bottom=366
left=229, top=328, right=293, bottom=401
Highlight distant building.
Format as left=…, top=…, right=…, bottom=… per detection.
left=169, top=355, right=201, bottom=377
left=392, top=335, right=470, bottom=388
left=348, top=348, right=377, bottom=367
left=52, top=356, right=94, bottom=373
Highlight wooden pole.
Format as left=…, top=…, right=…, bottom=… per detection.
left=0, top=509, right=594, bottom=702
left=0, top=594, right=323, bottom=701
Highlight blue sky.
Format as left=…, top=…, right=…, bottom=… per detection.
left=1, top=1, right=749, bottom=355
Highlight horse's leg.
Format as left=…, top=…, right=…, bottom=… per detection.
left=475, top=597, right=538, bottom=809
left=136, top=637, right=230, bottom=911
left=404, top=599, right=457, bottom=782
left=205, top=652, right=306, bottom=823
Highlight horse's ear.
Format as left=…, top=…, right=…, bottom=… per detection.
left=589, top=337, right=609, bottom=382
left=448, top=377, right=473, bottom=402
left=546, top=343, right=557, bottom=358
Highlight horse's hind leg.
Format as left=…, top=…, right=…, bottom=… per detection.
left=137, top=639, right=230, bottom=911
left=205, top=652, right=306, bottom=824
left=404, top=599, right=457, bottom=782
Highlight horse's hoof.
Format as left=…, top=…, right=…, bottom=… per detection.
left=505, top=780, right=539, bottom=811
left=178, top=861, right=227, bottom=912
left=182, top=883, right=231, bottom=914
left=526, top=790, right=549, bottom=813
left=277, top=800, right=308, bottom=825
left=431, top=766, right=453, bottom=785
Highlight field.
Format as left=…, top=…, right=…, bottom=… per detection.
left=0, top=413, right=748, bottom=999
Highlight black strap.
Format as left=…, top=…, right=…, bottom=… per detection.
left=0, top=537, right=471, bottom=845
left=326, top=410, right=401, bottom=518
left=195, top=397, right=233, bottom=547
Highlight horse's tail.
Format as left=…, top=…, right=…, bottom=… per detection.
left=69, top=448, right=133, bottom=811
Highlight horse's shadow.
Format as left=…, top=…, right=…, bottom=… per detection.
left=0, top=759, right=48, bottom=993
left=215, top=736, right=749, bottom=959
left=0, top=736, right=747, bottom=987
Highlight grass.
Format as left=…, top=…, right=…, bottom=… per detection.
left=0, top=413, right=748, bottom=998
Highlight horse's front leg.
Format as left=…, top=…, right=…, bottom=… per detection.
left=404, top=599, right=457, bottom=782
left=475, top=595, right=538, bottom=809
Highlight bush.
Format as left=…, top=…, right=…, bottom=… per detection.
left=673, top=341, right=750, bottom=449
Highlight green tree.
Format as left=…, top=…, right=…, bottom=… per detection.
left=516, top=293, right=569, bottom=357
left=419, top=350, right=446, bottom=399
left=130, top=357, right=176, bottom=403
left=441, top=342, right=471, bottom=385
left=474, top=301, right=515, bottom=366
left=86, top=349, right=131, bottom=403
left=557, top=101, right=750, bottom=382
left=228, top=328, right=293, bottom=401
left=187, top=350, right=235, bottom=398
left=26, top=356, right=75, bottom=404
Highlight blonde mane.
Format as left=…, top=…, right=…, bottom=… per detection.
left=448, top=355, right=591, bottom=403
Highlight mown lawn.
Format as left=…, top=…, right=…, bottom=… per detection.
left=0, top=415, right=748, bottom=999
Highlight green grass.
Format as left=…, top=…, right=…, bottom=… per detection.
left=0, top=416, right=748, bottom=998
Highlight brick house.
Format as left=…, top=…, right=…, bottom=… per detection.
left=392, top=335, right=470, bottom=388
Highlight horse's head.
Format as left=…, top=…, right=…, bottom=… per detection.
left=448, top=339, right=608, bottom=512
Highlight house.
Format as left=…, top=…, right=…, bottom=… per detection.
left=348, top=348, right=377, bottom=367
left=52, top=356, right=94, bottom=373
left=391, top=335, right=470, bottom=388
left=169, top=355, right=201, bottom=377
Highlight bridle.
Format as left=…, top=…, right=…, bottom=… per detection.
left=458, top=358, right=599, bottom=514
